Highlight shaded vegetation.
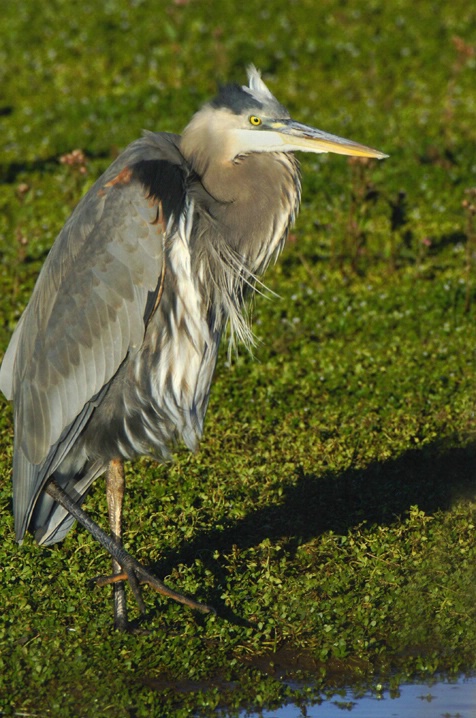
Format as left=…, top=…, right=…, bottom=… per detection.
left=0, top=0, right=475, bottom=716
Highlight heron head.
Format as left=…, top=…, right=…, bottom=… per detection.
left=181, top=66, right=388, bottom=171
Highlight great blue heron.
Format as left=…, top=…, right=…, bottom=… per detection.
left=0, top=67, right=387, bottom=629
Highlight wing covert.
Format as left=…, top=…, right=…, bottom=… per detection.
left=3, top=133, right=185, bottom=467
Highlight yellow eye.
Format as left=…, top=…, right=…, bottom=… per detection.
left=249, top=115, right=262, bottom=126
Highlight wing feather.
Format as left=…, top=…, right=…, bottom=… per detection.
left=14, top=160, right=166, bottom=463
left=0, top=132, right=186, bottom=540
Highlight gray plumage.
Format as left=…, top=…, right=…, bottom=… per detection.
left=0, top=66, right=386, bottom=625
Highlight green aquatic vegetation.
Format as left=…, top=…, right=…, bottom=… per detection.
left=0, top=0, right=475, bottom=715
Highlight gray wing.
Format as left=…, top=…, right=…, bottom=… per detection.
left=0, top=132, right=186, bottom=540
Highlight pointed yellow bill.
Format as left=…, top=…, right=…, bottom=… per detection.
left=271, top=119, right=388, bottom=159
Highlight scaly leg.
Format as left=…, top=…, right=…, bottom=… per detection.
left=106, top=459, right=127, bottom=630
left=45, top=478, right=213, bottom=629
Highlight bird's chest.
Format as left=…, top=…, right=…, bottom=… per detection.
left=139, top=236, right=220, bottom=451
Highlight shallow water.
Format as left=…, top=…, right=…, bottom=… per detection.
left=245, top=675, right=476, bottom=717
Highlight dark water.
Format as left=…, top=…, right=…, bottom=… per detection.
left=244, top=675, right=476, bottom=717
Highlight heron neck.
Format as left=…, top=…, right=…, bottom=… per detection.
left=200, top=153, right=301, bottom=265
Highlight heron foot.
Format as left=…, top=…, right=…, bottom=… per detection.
left=46, top=479, right=214, bottom=627
left=93, top=554, right=214, bottom=618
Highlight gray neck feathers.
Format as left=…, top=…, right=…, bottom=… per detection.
left=187, top=152, right=301, bottom=348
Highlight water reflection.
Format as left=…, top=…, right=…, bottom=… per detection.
left=245, top=675, right=476, bottom=717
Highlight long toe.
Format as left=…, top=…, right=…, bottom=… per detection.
left=94, top=561, right=214, bottom=615
left=132, top=562, right=214, bottom=614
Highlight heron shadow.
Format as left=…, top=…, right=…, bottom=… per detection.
left=146, top=438, right=475, bottom=617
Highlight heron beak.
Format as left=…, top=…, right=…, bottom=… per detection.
left=272, top=119, right=388, bottom=159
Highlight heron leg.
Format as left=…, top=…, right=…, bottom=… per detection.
left=105, top=459, right=128, bottom=630
left=45, top=478, right=214, bottom=627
